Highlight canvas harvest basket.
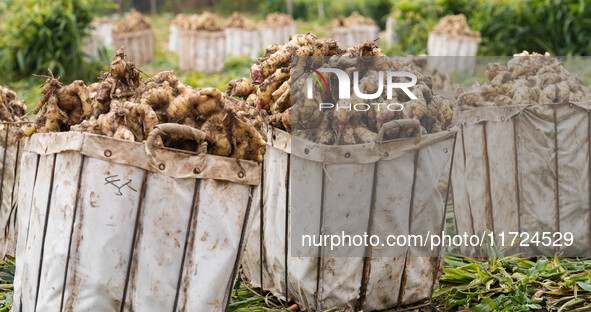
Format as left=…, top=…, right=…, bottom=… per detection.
left=332, top=25, right=379, bottom=49
left=242, top=123, right=456, bottom=311
left=384, top=17, right=398, bottom=48
left=260, top=24, right=297, bottom=50
left=168, top=24, right=180, bottom=52
left=92, top=21, right=114, bottom=48
left=112, top=29, right=155, bottom=64
left=225, top=28, right=262, bottom=59
left=427, top=33, right=479, bottom=72
left=452, top=102, right=591, bottom=257
left=178, top=30, right=226, bottom=74
left=13, top=129, right=260, bottom=312
left=0, top=124, right=25, bottom=259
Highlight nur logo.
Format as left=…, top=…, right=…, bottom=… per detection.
left=304, top=67, right=418, bottom=101
left=301, top=66, right=329, bottom=90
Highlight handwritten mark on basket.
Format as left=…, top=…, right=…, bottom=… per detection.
left=104, top=175, right=137, bottom=196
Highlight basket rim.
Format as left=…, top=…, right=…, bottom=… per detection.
left=24, top=131, right=261, bottom=185
left=456, top=101, right=591, bottom=125
left=266, top=126, right=456, bottom=164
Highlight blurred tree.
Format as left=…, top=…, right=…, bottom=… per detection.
left=0, top=0, right=115, bottom=82
left=215, top=0, right=260, bottom=14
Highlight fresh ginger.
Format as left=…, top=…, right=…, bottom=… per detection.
left=0, top=85, right=27, bottom=122
left=457, top=52, right=591, bottom=107
left=23, top=72, right=91, bottom=137
left=113, top=9, right=151, bottom=33
left=226, top=13, right=257, bottom=30
left=22, top=50, right=267, bottom=162
left=228, top=34, right=457, bottom=145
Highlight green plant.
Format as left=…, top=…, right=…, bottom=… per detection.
left=0, top=258, right=15, bottom=311
left=504, top=0, right=591, bottom=55
left=436, top=254, right=591, bottom=311
left=385, top=0, right=482, bottom=55
left=0, top=0, right=115, bottom=83
left=256, top=0, right=393, bottom=29
left=386, top=0, right=591, bottom=56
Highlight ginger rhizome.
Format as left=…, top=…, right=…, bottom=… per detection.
left=227, top=33, right=456, bottom=145
left=0, top=85, right=27, bottom=123
left=22, top=49, right=265, bottom=162
left=456, top=51, right=591, bottom=107
left=113, top=9, right=152, bottom=33
left=431, top=14, right=479, bottom=38
left=174, top=12, right=223, bottom=32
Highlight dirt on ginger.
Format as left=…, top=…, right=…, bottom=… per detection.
left=226, top=12, right=257, bottom=30
left=227, top=34, right=456, bottom=146
left=263, top=13, right=294, bottom=27
left=456, top=51, right=591, bottom=107
left=409, top=56, right=453, bottom=95
left=431, top=14, right=480, bottom=38
left=333, top=11, right=376, bottom=28
left=0, top=86, right=27, bottom=123
left=21, top=50, right=266, bottom=162
left=175, top=12, right=223, bottom=32
left=113, top=9, right=152, bottom=33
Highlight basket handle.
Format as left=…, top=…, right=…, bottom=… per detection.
left=145, top=123, right=214, bottom=156
left=376, top=119, right=422, bottom=143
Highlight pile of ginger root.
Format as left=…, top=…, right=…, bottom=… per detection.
left=226, top=12, right=257, bottom=30
left=227, top=33, right=456, bottom=145
left=333, top=11, right=376, bottom=28
left=431, top=14, right=479, bottom=38
left=113, top=9, right=152, bottom=33
left=20, top=48, right=266, bottom=162
left=0, top=85, right=28, bottom=123
left=456, top=51, right=591, bottom=108
left=173, top=11, right=223, bottom=32
left=262, top=13, right=294, bottom=27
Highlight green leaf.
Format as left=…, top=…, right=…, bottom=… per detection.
left=526, top=303, right=543, bottom=309
left=577, top=282, right=591, bottom=292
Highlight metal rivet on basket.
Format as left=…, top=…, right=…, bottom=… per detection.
left=569, top=103, right=573, bottom=108
left=104, top=149, right=112, bottom=157
left=501, top=116, right=505, bottom=121
left=158, top=163, right=166, bottom=170
left=193, top=168, right=201, bottom=174
left=384, top=152, right=389, bottom=157
left=444, top=147, right=448, bottom=153
left=344, top=152, right=351, bottom=158
left=238, top=171, right=245, bottom=179
left=304, top=148, right=310, bottom=155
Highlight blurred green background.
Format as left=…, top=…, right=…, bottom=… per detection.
left=1, top=0, right=591, bottom=107
left=2, top=1, right=591, bottom=311
left=2, top=0, right=591, bottom=77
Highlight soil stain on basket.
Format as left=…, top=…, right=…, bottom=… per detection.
left=89, top=191, right=99, bottom=208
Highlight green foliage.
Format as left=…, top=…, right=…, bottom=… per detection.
left=436, top=255, right=591, bottom=311
left=0, top=0, right=114, bottom=83
left=215, top=0, right=259, bottom=15
left=257, top=0, right=287, bottom=16
left=386, top=0, right=481, bottom=55
left=257, top=0, right=391, bottom=29
left=471, top=1, right=524, bottom=55
left=0, top=258, right=15, bottom=311
left=178, top=56, right=253, bottom=91
left=479, top=0, right=591, bottom=56
left=387, top=0, right=591, bottom=56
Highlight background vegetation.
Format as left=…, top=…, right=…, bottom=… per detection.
left=388, top=0, right=591, bottom=56
left=0, top=0, right=115, bottom=83
left=2, top=0, right=591, bottom=311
